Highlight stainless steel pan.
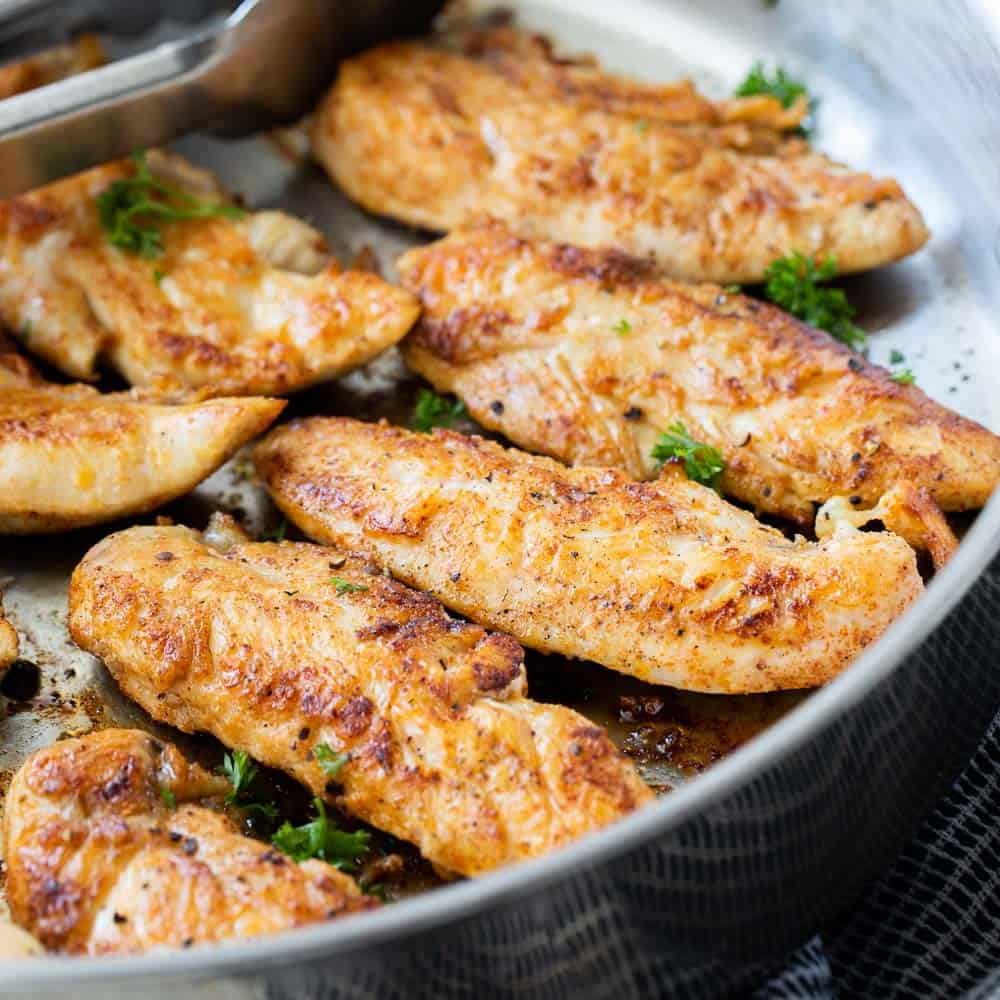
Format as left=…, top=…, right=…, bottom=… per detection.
left=3, top=0, right=1000, bottom=996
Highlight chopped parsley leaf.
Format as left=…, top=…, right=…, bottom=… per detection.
left=152, top=268, right=165, bottom=287
left=735, top=61, right=816, bottom=136
left=634, top=118, right=650, bottom=133
left=890, top=368, right=916, bottom=385
left=262, top=520, right=288, bottom=543
left=412, top=388, right=467, bottom=433
left=314, top=743, right=349, bottom=779
left=764, top=252, right=867, bottom=350
left=159, top=786, right=176, bottom=809
left=331, top=576, right=368, bottom=594
left=889, top=348, right=905, bottom=365
left=220, top=750, right=259, bottom=807
left=651, top=422, right=725, bottom=490
left=97, top=149, right=244, bottom=258
left=271, top=798, right=369, bottom=870
left=612, top=318, right=632, bottom=336
left=218, top=750, right=278, bottom=820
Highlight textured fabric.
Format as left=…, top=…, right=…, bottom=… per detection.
left=761, top=709, right=1000, bottom=999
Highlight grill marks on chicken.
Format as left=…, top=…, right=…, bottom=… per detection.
left=312, top=28, right=928, bottom=284
left=255, top=418, right=923, bottom=693
left=0, top=338, right=283, bottom=534
left=68, top=518, right=652, bottom=876
left=3, top=729, right=374, bottom=955
left=397, top=226, right=999, bottom=562
left=0, top=151, right=419, bottom=395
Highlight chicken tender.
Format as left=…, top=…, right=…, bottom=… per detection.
left=398, top=226, right=997, bottom=561
left=3, top=729, right=374, bottom=956
left=313, top=28, right=928, bottom=284
left=68, top=517, right=652, bottom=876
left=0, top=338, right=283, bottom=533
left=0, top=34, right=105, bottom=100
left=0, top=151, right=419, bottom=394
left=0, top=593, right=16, bottom=677
left=256, top=418, right=923, bottom=693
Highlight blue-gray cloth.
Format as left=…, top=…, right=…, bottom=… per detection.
left=760, top=710, right=1000, bottom=999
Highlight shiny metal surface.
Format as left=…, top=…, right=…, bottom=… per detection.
left=0, top=0, right=444, bottom=196
left=3, top=0, right=1000, bottom=996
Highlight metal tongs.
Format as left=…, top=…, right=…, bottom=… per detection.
left=0, top=0, right=443, bottom=197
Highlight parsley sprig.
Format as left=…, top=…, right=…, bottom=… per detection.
left=412, top=388, right=467, bottom=433
left=97, top=149, right=244, bottom=258
left=219, top=750, right=278, bottom=821
left=764, top=252, right=867, bottom=350
left=331, top=576, right=368, bottom=594
left=314, top=743, right=349, bottom=779
left=734, top=61, right=816, bottom=136
left=651, top=422, right=726, bottom=490
left=271, top=798, right=370, bottom=870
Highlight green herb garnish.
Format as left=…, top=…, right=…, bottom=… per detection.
left=735, top=61, right=816, bottom=136
left=271, top=798, right=369, bottom=870
left=218, top=749, right=278, bottom=820
left=262, top=520, right=288, bottom=543
left=634, top=119, right=650, bottom=133
left=764, top=252, right=866, bottom=350
left=159, top=787, right=176, bottom=809
left=890, top=368, right=915, bottom=385
left=651, top=422, right=726, bottom=490
left=313, top=744, right=349, bottom=779
left=220, top=750, right=260, bottom=806
left=412, top=388, right=467, bottom=433
left=612, top=318, right=632, bottom=336
left=97, top=149, right=244, bottom=258
left=889, top=349, right=905, bottom=365
left=331, top=576, right=368, bottom=594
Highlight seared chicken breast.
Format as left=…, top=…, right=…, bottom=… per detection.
left=313, top=28, right=928, bottom=284
left=0, top=151, right=419, bottom=394
left=0, top=920, right=43, bottom=959
left=0, top=34, right=105, bottom=100
left=0, top=339, right=283, bottom=533
left=68, top=517, right=652, bottom=876
left=0, top=593, right=16, bottom=677
left=398, top=226, right=998, bottom=562
left=255, top=419, right=924, bottom=693
left=3, top=729, right=374, bottom=955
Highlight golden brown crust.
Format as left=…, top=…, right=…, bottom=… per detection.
left=0, top=152, right=419, bottom=393
left=3, top=729, right=374, bottom=956
left=255, top=417, right=924, bottom=694
left=446, top=24, right=808, bottom=150
left=0, top=364, right=283, bottom=532
left=0, top=592, right=17, bottom=676
left=0, top=34, right=105, bottom=101
left=67, top=518, right=651, bottom=876
left=398, top=226, right=998, bottom=540
left=312, top=31, right=928, bottom=283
